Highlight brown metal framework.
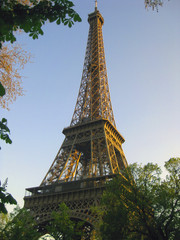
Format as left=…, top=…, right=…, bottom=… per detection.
left=41, top=119, right=127, bottom=185
left=24, top=7, right=128, bottom=237
left=70, top=10, right=115, bottom=127
left=40, top=9, right=127, bottom=186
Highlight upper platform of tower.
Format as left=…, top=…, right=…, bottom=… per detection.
left=88, top=7, right=104, bottom=26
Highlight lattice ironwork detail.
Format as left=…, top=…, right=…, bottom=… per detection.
left=70, top=10, right=115, bottom=127
left=41, top=120, right=127, bottom=185
left=24, top=176, right=110, bottom=226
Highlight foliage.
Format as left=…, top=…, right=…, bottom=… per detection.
left=0, top=42, right=30, bottom=146
left=0, top=203, right=83, bottom=240
left=0, top=0, right=81, bottom=146
left=145, top=0, right=163, bottom=11
left=0, top=206, right=41, bottom=240
left=0, top=179, right=17, bottom=214
left=0, top=43, right=29, bottom=146
left=0, top=118, right=12, bottom=145
left=0, top=0, right=81, bottom=145
left=0, top=82, right=5, bottom=96
left=0, top=43, right=31, bottom=110
left=0, top=213, right=9, bottom=231
left=145, top=0, right=171, bottom=11
left=0, top=74, right=12, bottom=146
left=99, top=158, right=180, bottom=240
left=47, top=203, right=83, bottom=240
left=0, top=0, right=82, bottom=48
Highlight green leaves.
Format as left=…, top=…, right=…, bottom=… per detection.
left=0, top=83, right=5, bottom=97
left=165, top=158, right=180, bottom=176
left=99, top=159, right=180, bottom=240
left=0, top=206, right=41, bottom=240
left=56, top=18, right=61, bottom=25
left=0, top=0, right=82, bottom=46
left=0, top=203, right=83, bottom=239
left=47, top=203, right=83, bottom=240
left=0, top=80, right=12, bottom=149
left=0, top=118, right=12, bottom=145
left=0, top=179, right=17, bottom=214
left=73, top=13, right=81, bottom=22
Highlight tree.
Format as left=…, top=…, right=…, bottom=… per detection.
left=46, top=203, right=82, bottom=240
left=0, top=203, right=83, bottom=240
left=0, top=0, right=82, bottom=48
left=0, top=206, right=41, bottom=240
left=99, top=158, right=180, bottom=240
left=0, top=43, right=30, bottom=110
left=0, top=179, right=17, bottom=214
left=0, top=213, right=8, bottom=228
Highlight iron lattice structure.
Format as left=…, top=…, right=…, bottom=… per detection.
left=24, top=6, right=128, bottom=237
left=40, top=9, right=127, bottom=185
left=70, top=10, right=115, bottom=127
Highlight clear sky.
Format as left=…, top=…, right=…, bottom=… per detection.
left=1, top=0, right=180, bottom=211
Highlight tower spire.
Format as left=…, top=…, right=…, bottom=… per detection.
left=95, top=0, right=98, bottom=11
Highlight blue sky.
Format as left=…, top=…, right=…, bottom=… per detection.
left=1, top=0, right=180, bottom=210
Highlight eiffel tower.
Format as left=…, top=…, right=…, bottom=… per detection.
left=24, top=1, right=128, bottom=237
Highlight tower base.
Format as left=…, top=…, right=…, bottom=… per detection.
left=24, top=175, right=116, bottom=238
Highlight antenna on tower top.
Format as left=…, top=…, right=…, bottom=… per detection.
left=95, top=0, right=98, bottom=11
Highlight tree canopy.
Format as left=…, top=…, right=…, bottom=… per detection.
left=0, top=0, right=82, bottom=48
left=99, top=158, right=180, bottom=240
left=0, top=203, right=83, bottom=240
left=46, top=203, right=83, bottom=240
left=0, top=0, right=168, bottom=49
left=0, top=207, right=40, bottom=240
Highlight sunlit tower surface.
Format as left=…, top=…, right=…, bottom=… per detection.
left=24, top=3, right=128, bottom=238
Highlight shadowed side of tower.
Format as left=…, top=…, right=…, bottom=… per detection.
left=24, top=5, right=128, bottom=238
